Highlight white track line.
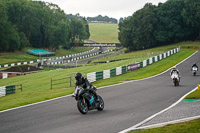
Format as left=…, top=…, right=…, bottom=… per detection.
left=119, top=86, right=198, bottom=133
left=0, top=95, right=73, bottom=114
left=0, top=51, right=198, bottom=115
left=132, top=115, right=200, bottom=131
left=136, top=115, right=200, bottom=130
left=119, top=51, right=199, bottom=133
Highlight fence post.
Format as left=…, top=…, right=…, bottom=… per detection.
left=50, top=78, right=52, bottom=89
left=20, top=84, right=22, bottom=92
left=70, top=76, right=72, bottom=87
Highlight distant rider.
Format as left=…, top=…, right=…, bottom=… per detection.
left=191, top=63, right=198, bottom=71
left=73, top=73, right=98, bottom=99
left=170, top=66, right=180, bottom=79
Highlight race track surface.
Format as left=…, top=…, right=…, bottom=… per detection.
left=0, top=51, right=200, bottom=133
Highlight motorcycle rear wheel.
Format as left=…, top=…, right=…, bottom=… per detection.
left=174, top=80, right=179, bottom=86
left=174, top=80, right=177, bottom=86
left=193, top=72, right=196, bottom=76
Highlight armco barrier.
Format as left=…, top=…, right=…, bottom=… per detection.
left=87, top=72, right=96, bottom=83
left=116, top=67, right=122, bottom=75
left=6, top=85, right=15, bottom=94
left=140, top=62, right=143, bottom=68
left=128, top=64, right=139, bottom=71
left=110, top=68, right=116, bottom=77
left=0, top=48, right=97, bottom=68
left=0, top=85, right=16, bottom=97
left=96, top=71, right=103, bottom=81
left=122, top=66, right=127, bottom=74
left=0, top=86, right=6, bottom=97
left=103, top=70, right=110, bottom=79
left=86, top=47, right=180, bottom=83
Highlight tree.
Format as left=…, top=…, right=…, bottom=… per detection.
left=0, top=1, right=20, bottom=52
left=182, top=0, right=200, bottom=40
left=0, top=0, right=90, bottom=52
left=118, top=18, right=133, bottom=50
left=119, top=17, right=124, bottom=23
left=87, top=15, right=118, bottom=23
left=118, top=0, right=200, bottom=51
left=154, top=0, right=189, bottom=44
left=69, top=18, right=87, bottom=44
left=119, top=3, right=158, bottom=51
left=83, top=17, right=90, bottom=39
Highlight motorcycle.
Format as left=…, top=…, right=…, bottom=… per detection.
left=171, top=72, right=180, bottom=86
left=192, top=66, right=198, bottom=76
left=74, top=87, right=104, bottom=114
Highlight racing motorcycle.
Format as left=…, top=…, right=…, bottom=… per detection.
left=171, top=72, right=180, bottom=86
left=192, top=66, right=198, bottom=76
left=74, top=87, right=104, bottom=114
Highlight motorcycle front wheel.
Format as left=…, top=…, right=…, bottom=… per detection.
left=97, top=95, right=104, bottom=111
left=77, top=98, right=88, bottom=114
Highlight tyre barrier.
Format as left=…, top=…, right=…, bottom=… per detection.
left=0, top=85, right=16, bottom=97
left=87, top=47, right=180, bottom=83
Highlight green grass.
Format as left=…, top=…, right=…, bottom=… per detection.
left=0, top=42, right=197, bottom=111
left=131, top=119, right=200, bottom=133
left=92, top=41, right=200, bottom=64
left=185, top=90, right=200, bottom=99
left=0, top=52, right=36, bottom=65
left=0, top=47, right=91, bottom=65
left=89, top=23, right=119, bottom=43
left=92, top=46, right=175, bottom=64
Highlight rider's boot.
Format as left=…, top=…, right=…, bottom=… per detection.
left=92, top=89, right=99, bottom=102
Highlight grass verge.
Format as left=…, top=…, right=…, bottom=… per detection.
left=131, top=119, right=200, bottom=133
left=185, top=90, right=200, bottom=99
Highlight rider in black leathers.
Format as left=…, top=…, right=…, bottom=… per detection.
left=191, top=63, right=198, bottom=71
left=73, top=73, right=98, bottom=100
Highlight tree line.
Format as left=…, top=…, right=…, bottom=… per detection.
left=118, top=0, right=200, bottom=51
left=87, top=15, right=118, bottom=24
left=0, top=0, right=90, bottom=52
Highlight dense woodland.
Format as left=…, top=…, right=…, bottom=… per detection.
left=0, top=0, right=90, bottom=52
left=68, top=14, right=118, bottom=24
left=1, top=0, right=200, bottom=52
left=118, top=0, right=200, bottom=51
left=87, top=15, right=118, bottom=24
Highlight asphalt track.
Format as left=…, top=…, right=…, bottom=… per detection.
left=0, top=51, right=200, bottom=133
left=67, top=49, right=120, bottom=65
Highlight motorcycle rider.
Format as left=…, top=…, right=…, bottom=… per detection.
left=191, top=63, right=198, bottom=71
left=73, top=73, right=98, bottom=100
left=170, top=66, right=180, bottom=80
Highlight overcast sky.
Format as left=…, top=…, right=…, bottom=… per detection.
left=37, top=0, right=167, bottom=20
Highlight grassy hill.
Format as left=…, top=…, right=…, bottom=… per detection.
left=89, top=23, right=119, bottom=43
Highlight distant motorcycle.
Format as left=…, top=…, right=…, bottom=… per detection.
left=171, top=72, right=180, bottom=86
left=192, top=66, right=198, bottom=76
left=74, top=87, right=104, bottom=114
